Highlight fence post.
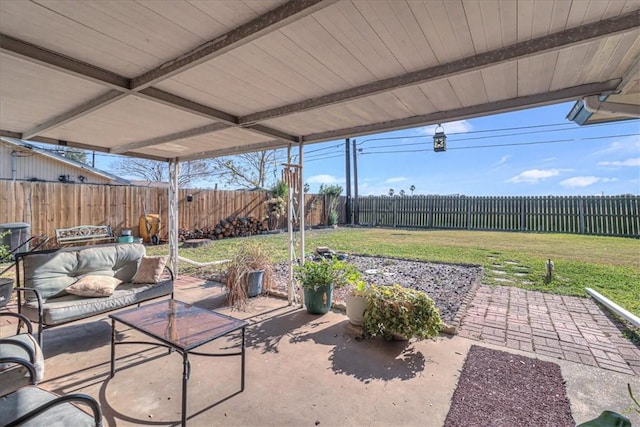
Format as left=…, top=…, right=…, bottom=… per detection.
left=466, top=197, right=471, bottom=230
left=579, top=197, right=585, bottom=235
left=520, top=198, right=526, bottom=231
left=393, top=198, right=397, bottom=228
left=372, top=198, right=376, bottom=227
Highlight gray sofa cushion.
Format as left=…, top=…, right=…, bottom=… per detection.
left=23, top=243, right=145, bottom=302
left=0, top=386, right=97, bottom=427
left=21, top=280, right=173, bottom=326
left=0, top=333, right=44, bottom=381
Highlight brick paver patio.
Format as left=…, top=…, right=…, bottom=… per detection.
left=459, top=285, right=640, bottom=375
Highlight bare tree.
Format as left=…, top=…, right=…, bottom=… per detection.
left=56, top=147, right=88, bottom=165
left=109, top=158, right=214, bottom=187
left=210, top=150, right=281, bottom=189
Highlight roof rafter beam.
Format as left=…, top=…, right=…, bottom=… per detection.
left=135, top=87, right=239, bottom=125
left=22, top=90, right=128, bottom=140
left=111, top=122, right=231, bottom=154
left=179, top=139, right=291, bottom=162
left=302, top=80, right=622, bottom=143
left=131, top=0, right=338, bottom=90
left=239, top=10, right=640, bottom=126
left=0, top=33, right=130, bottom=90
left=0, top=129, right=167, bottom=161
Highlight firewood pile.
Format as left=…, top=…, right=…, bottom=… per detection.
left=178, top=216, right=268, bottom=241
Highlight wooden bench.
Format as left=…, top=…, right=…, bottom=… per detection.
left=55, top=225, right=115, bottom=246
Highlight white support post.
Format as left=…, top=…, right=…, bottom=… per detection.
left=287, top=145, right=295, bottom=305
left=298, top=139, right=305, bottom=308
left=168, top=160, right=180, bottom=277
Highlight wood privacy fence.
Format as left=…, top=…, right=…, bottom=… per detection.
left=354, top=195, right=640, bottom=237
left=0, top=181, right=329, bottom=239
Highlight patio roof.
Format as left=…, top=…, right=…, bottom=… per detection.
left=1, top=1, right=638, bottom=162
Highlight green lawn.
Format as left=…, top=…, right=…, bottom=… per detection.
left=148, top=228, right=640, bottom=316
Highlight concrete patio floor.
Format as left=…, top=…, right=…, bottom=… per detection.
left=3, top=277, right=639, bottom=426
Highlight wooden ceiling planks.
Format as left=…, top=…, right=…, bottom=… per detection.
left=0, top=0, right=637, bottom=161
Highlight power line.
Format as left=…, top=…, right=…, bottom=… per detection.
left=359, top=133, right=639, bottom=155
left=356, top=120, right=631, bottom=145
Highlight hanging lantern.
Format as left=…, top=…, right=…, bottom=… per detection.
left=433, top=124, right=446, bottom=152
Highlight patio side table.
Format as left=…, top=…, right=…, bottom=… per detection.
left=109, top=299, right=247, bottom=426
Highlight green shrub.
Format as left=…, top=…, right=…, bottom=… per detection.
left=363, top=284, right=443, bottom=340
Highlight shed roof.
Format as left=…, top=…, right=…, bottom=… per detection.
left=0, top=137, right=130, bottom=184
left=1, top=0, right=638, bottom=161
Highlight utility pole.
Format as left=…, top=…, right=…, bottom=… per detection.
left=345, top=138, right=351, bottom=224
left=352, top=139, right=359, bottom=225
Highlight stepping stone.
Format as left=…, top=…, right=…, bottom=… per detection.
left=504, top=261, right=519, bottom=265
left=491, top=270, right=507, bottom=275
left=514, top=272, right=527, bottom=277
left=494, top=277, right=513, bottom=283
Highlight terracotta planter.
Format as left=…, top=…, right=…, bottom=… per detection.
left=345, top=293, right=367, bottom=326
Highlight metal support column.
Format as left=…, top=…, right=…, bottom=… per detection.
left=298, top=139, right=305, bottom=308
left=168, top=160, right=180, bottom=277
left=287, top=145, right=295, bottom=305
left=352, top=139, right=359, bottom=225
left=345, top=138, right=351, bottom=224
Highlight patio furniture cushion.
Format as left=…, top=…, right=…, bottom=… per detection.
left=132, top=255, right=168, bottom=284
left=0, top=386, right=98, bottom=426
left=22, top=244, right=145, bottom=302
left=65, top=275, right=122, bottom=297
left=0, top=334, right=44, bottom=395
left=20, top=280, right=173, bottom=326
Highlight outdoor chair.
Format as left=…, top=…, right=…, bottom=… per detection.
left=0, top=357, right=103, bottom=427
left=0, top=310, right=44, bottom=396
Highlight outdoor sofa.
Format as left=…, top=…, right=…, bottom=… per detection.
left=14, top=243, right=173, bottom=348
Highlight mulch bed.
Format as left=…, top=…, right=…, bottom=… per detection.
left=444, top=345, right=575, bottom=427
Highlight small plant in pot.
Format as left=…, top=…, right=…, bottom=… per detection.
left=225, top=241, right=274, bottom=310
left=295, top=257, right=359, bottom=315
left=362, top=284, right=443, bottom=340
left=346, top=280, right=369, bottom=326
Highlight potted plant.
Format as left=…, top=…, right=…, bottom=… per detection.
left=345, top=280, right=369, bottom=326
left=362, top=284, right=443, bottom=340
left=225, top=240, right=274, bottom=310
left=295, top=257, right=359, bottom=315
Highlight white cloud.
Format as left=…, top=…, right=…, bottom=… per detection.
left=560, top=176, right=618, bottom=188
left=385, top=177, right=407, bottom=184
left=597, top=157, right=640, bottom=168
left=592, top=136, right=640, bottom=156
left=492, top=155, right=510, bottom=166
left=306, top=174, right=341, bottom=184
left=507, top=169, right=564, bottom=184
left=416, top=120, right=472, bottom=136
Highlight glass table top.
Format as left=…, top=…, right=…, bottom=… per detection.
left=110, top=300, right=247, bottom=351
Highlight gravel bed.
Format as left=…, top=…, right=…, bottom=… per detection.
left=272, top=255, right=483, bottom=324
left=444, top=345, right=574, bottom=427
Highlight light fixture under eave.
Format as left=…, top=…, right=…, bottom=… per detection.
left=433, top=124, right=446, bottom=152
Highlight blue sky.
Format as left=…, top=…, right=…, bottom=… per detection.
left=300, top=102, right=640, bottom=196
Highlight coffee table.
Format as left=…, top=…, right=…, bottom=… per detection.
left=109, top=299, right=247, bottom=426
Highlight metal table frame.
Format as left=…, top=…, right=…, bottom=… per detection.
left=109, top=300, right=247, bottom=426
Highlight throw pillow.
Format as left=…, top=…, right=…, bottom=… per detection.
left=132, top=256, right=168, bottom=284
left=66, top=275, right=122, bottom=297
